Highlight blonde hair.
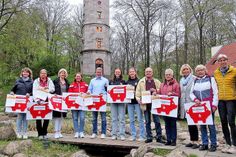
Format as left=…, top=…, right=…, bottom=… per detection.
left=20, top=67, right=33, bottom=79
left=58, top=68, right=68, bottom=78
left=180, top=64, right=193, bottom=76
left=195, top=64, right=208, bottom=73
left=165, top=68, right=174, bottom=76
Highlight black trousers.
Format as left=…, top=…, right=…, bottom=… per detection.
left=36, top=120, right=49, bottom=136
left=188, top=125, right=199, bottom=141
left=218, top=100, right=236, bottom=146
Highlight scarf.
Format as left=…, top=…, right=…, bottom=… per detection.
left=22, top=77, right=29, bottom=82
left=180, top=74, right=192, bottom=86
left=220, top=66, right=229, bottom=76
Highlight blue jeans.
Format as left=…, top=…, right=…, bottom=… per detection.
left=200, top=114, right=217, bottom=146
left=16, top=113, right=27, bottom=134
left=144, top=105, right=162, bottom=140
left=127, top=104, right=146, bottom=138
left=164, top=116, right=177, bottom=142
left=72, top=110, right=85, bottom=133
left=111, top=103, right=126, bottom=137
left=92, top=111, right=106, bottom=134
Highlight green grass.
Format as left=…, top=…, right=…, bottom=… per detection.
left=153, top=148, right=172, bottom=156
left=188, top=154, right=198, bottom=157
left=0, top=139, right=79, bottom=157
left=24, top=139, right=79, bottom=157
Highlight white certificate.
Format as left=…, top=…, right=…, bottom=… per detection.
left=34, top=89, right=49, bottom=101
left=5, top=94, right=16, bottom=107
left=126, top=85, right=135, bottom=99
left=141, top=91, right=151, bottom=104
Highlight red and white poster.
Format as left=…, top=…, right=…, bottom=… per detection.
left=85, top=95, right=107, bottom=112
left=151, top=95, right=178, bottom=118
left=62, top=92, right=81, bottom=110
left=107, top=85, right=131, bottom=103
left=48, top=94, right=66, bottom=112
left=185, top=101, right=213, bottom=125
left=26, top=102, right=52, bottom=120
left=5, top=95, right=32, bottom=113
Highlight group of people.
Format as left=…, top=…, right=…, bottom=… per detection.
left=10, top=54, right=236, bottom=154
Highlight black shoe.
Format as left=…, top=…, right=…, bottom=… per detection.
left=185, top=143, right=193, bottom=147
left=209, top=145, right=217, bottom=152
left=156, top=138, right=164, bottom=144
left=165, top=141, right=171, bottom=146
left=192, top=144, right=199, bottom=149
left=145, top=139, right=153, bottom=143
left=199, top=145, right=208, bottom=151
left=171, top=141, right=176, bottom=146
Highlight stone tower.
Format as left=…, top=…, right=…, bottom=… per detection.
left=81, top=0, right=111, bottom=76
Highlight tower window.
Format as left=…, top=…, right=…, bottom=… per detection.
left=96, top=26, right=102, bottom=32
left=97, top=11, right=102, bottom=19
left=96, top=38, right=102, bottom=48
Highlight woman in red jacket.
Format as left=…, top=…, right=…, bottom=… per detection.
left=68, top=73, right=88, bottom=138
left=159, top=68, right=180, bottom=146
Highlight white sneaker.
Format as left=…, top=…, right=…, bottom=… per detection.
left=91, top=133, right=97, bottom=139
left=43, top=135, right=48, bottom=139
left=38, top=136, right=43, bottom=140
left=129, top=136, right=136, bottom=141
left=120, top=136, right=125, bottom=141
left=16, top=133, right=22, bottom=139
left=101, top=134, right=106, bottom=139
left=227, top=145, right=236, bottom=154
left=80, top=132, right=85, bottom=138
left=54, top=133, right=60, bottom=139
left=137, top=137, right=145, bottom=142
left=59, top=132, right=63, bottom=138
left=74, top=132, right=79, bottom=138
left=221, top=144, right=231, bottom=153
left=23, top=134, right=28, bottom=139
left=112, top=135, right=117, bottom=140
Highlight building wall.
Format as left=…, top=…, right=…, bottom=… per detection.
left=81, top=51, right=111, bottom=76
left=81, top=0, right=111, bottom=76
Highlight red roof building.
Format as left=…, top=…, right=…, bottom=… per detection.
left=205, top=42, right=236, bottom=75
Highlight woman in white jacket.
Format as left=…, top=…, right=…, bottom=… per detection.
left=33, top=69, right=55, bottom=139
left=190, top=65, right=218, bottom=152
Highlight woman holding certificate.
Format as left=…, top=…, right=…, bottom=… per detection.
left=126, top=67, right=145, bottom=141
left=159, top=68, right=180, bottom=146
left=68, top=73, right=88, bottom=138
left=10, top=67, right=33, bottom=139
left=179, top=64, right=199, bottom=149
left=33, top=69, right=55, bottom=139
left=190, top=65, right=218, bottom=152
left=52, top=68, right=70, bottom=139
left=109, top=68, right=126, bottom=140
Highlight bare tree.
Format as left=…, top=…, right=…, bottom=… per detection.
left=0, top=0, right=29, bottom=32
left=34, top=0, right=69, bottom=55
left=114, top=0, right=168, bottom=67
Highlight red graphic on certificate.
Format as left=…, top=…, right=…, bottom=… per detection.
left=87, top=95, right=106, bottom=112
left=48, top=94, right=66, bottom=112
left=185, top=101, right=213, bottom=125
left=107, top=85, right=131, bottom=103
left=5, top=95, right=31, bottom=113
left=151, top=95, right=178, bottom=118
left=27, top=102, right=52, bottom=120
left=62, top=93, right=80, bottom=110
left=156, top=97, right=177, bottom=114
